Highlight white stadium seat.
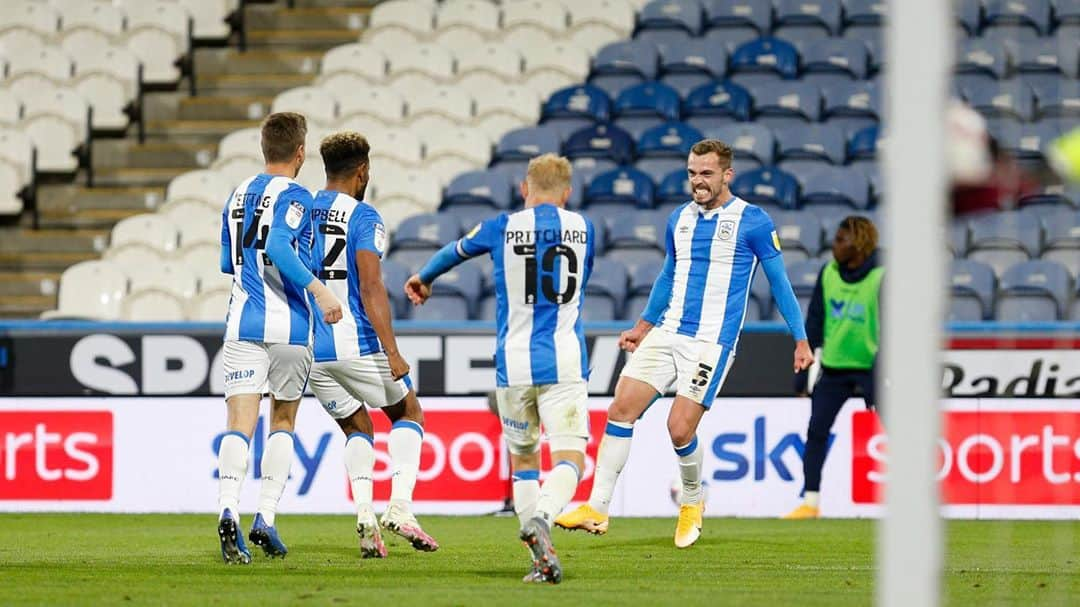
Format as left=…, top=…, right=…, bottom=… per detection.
left=296, top=156, right=325, bottom=192
left=73, top=46, right=138, bottom=131
left=190, top=262, right=232, bottom=294
left=271, top=86, right=336, bottom=128
left=103, top=242, right=166, bottom=267
left=376, top=199, right=428, bottom=233
left=335, top=86, right=406, bottom=130
left=319, top=43, right=387, bottom=84
left=110, top=213, right=180, bottom=254
left=0, top=163, right=23, bottom=216
left=569, top=26, right=622, bottom=56
left=5, top=46, right=73, bottom=99
left=434, top=28, right=495, bottom=54
left=372, top=169, right=442, bottom=211
left=57, top=1, right=124, bottom=57
left=423, top=126, right=492, bottom=185
left=0, top=128, right=34, bottom=185
left=566, top=0, right=635, bottom=37
left=160, top=198, right=220, bottom=224
left=434, top=0, right=500, bottom=36
left=124, top=259, right=199, bottom=299
left=173, top=0, right=235, bottom=40
left=20, top=87, right=88, bottom=173
left=189, top=287, right=231, bottom=321
left=124, top=1, right=190, bottom=84
left=522, top=41, right=590, bottom=100
left=0, top=1, right=59, bottom=54
left=405, top=85, right=474, bottom=134
left=166, top=169, right=233, bottom=207
left=502, top=0, right=569, bottom=38
left=167, top=205, right=221, bottom=248
left=473, top=84, right=541, bottom=142
left=365, top=0, right=434, bottom=49
left=175, top=242, right=220, bottom=275
left=366, top=128, right=424, bottom=167
left=0, top=91, right=21, bottom=127
left=216, top=128, right=262, bottom=164
left=42, top=259, right=128, bottom=321
left=305, top=126, right=332, bottom=157
left=212, top=157, right=263, bottom=190
left=501, top=27, right=559, bottom=56
left=386, top=43, right=455, bottom=98
left=454, top=43, right=523, bottom=98
left=123, top=289, right=187, bottom=321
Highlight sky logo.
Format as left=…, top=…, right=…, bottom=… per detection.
left=710, top=416, right=835, bottom=482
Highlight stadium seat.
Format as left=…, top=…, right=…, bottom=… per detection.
left=319, top=43, right=388, bottom=87
left=1014, top=39, right=1079, bottom=90
left=822, top=81, right=882, bottom=134
left=732, top=166, right=800, bottom=209
left=411, top=296, right=470, bottom=321
left=776, top=124, right=847, bottom=166
left=997, top=259, right=1071, bottom=321
left=168, top=206, right=220, bottom=249
left=562, top=124, right=636, bottom=166
left=608, top=210, right=665, bottom=250
left=503, top=0, right=569, bottom=43
left=57, top=1, right=124, bottom=58
left=494, top=125, right=562, bottom=167
left=372, top=169, right=442, bottom=211
left=637, top=0, right=704, bottom=36
left=473, top=85, right=542, bottom=143
left=658, top=39, right=729, bottom=97
left=404, top=85, right=474, bottom=134
left=798, top=166, right=871, bottom=210
left=788, top=258, right=827, bottom=318
left=842, top=0, right=886, bottom=41
left=987, top=121, right=1059, bottom=168
left=729, top=38, right=801, bottom=87
left=521, top=42, right=591, bottom=101
left=124, top=1, right=190, bottom=85
left=954, top=0, right=982, bottom=36
left=702, top=123, right=774, bottom=167
left=365, top=0, right=434, bottom=50
left=20, top=87, right=88, bottom=173
left=627, top=257, right=666, bottom=300
left=174, top=0, right=234, bottom=41
left=110, top=213, right=180, bottom=255
left=428, top=262, right=483, bottom=313
left=0, top=128, right=34, bottom=188
left=0, top=1, right=58, bottom=53
left=1031, top=81, right=1080, bottom=120
left=440, top=205, right=499, bottom=236
left=657, top=169, right=692, bottom=206
left=566, top=0, right=635, bottom=54
left=580, top=295, right=618, bottom=322
left=455, top=43, right=524, bottom=99
left=73, top=46, right=139, bottom=131
left=585, top=167, right=656, bottom=209
left=335, top=86, right=405, bottom=134
left=424, top=126, right=492, bottom=185
left=586, top=257, right=630, bottom=319
left=1039, top=212, right=1080, bottom=279
left=542, top=85, right=612, bottom=135
left=703, top=0, right=772, bottom=49
left=589, top=40, right=661, bottom=99
left=443, top=169, right=514, bottom=210
left=380, top=258, right=412, bottom=317
left=0, top=91, right=20, bottom=128
left=42, top=260, right=127, bottom=321
left=681, top=81, right=753, bottom=133
left=435, top=0, right=500, bottom=38
left=612, top=81, right=682, bottom=139
left=386, top=43, right=455, bottom=98
left=636, top=122, right=702, bottom=180
left=393, top=213, right=462, bottom=250
left=773, top=0, right=842, bottom=40
left=122, top=289, right=187, bottom=322
left=771, top=210, right=824, bottom=261
left=983, top=0, right=1051, bottom=38
left=166, top=169, right=232, bottom=208
left=800, top=39, right=869, bottom=88
left=949, top=259, right=997, bottom=321
left=0, top=163, right=23, bottom=216
left=966, top=212, right=1042, bottom=277
left=955, top=39, right=1011, bottom=83
left=189, top=287, right=231, bottom=322
left=749, top=263, right=775, bottom=319
left=271, top=87, right=336, bottom=128
left=125, top=260, right=199, bottom=300
left=5, top=46, right=72, bottom=99
left=366, top=128, right=424, bottom=169
left=961, top=80, right=1036, bottom=123
left=748, top=82, right=822, bottom=130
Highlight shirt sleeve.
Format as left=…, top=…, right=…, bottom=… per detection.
left=351, top=207, right=388, bottom=258
left=271, top=184, right=312, bottom=241
left=265, top=185, right=316, bottom=288
left=219, top=194, right=234, bottom=275
left=456, top=216, right=504, bottom=258
left=744, top=206, right=783, bottom=262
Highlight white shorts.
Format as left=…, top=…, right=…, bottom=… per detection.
left=308, top=354, right=412, bottom=420
left=619, top=328, right=735, bottom=409
left=496, top=381, right=589, bottom=455
left=222, top=340, right=312, bottom=401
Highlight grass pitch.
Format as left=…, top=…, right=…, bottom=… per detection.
left=1, top=514, right=1077, bottom=606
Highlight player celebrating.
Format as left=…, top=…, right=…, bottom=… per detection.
left=405, top=154, right=594, bottom=584
left=306, top=132, right=438, bottom=556
left=556, top=139, right=814, bottom=548
left=216, top=112, right=343, bottom=564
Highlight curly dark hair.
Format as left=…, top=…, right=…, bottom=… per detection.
left=839, top=215, right=879, bottom=258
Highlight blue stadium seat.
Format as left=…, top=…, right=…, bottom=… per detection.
left=771, top=210, right=823, bottom=261
left=657, top=169, right=693, bottom=205
left=571, top=157, right=619, bottom=184
left=637, top=0, right=705, bottom=36
left=659, top=39, right=729, bottom=97
left=949, top=222, right=970, bottom=258
left=440, top=205, right=499, bottom=235
left=997, top=259, right=1071, bottom=321
left=392, top=213, right=461, bottom=250
left=847, top=124, right=880, bottom=163
left=608, top=209, right=666, bottom=250
left=949, top=259, right=996, bottom=321
left=800, top=39, right=869, bottom=87
left=704, top=123, right=775, bottom=165
left=729, top=38, right=801, bottom=87
left=628, top=257, right=666, bottom=296
left=776, top=123, right=847, bottom=165
left=562, top=123, right=636, bottom=166
left=541, top=85, right=612, bottom=135
left=1014, top=39, right=1079, bottom=90
left=861, top=37, right=885, bottom=75
left=1019, top=186, right=1080, bottom=211
left=478, top=294, right=496, bottom=321
left=411, top=296, right=470, bottom=321
left=788, top=258, right=827, bottom=318
left=636, top=122, right=702, bottom=180
left=955, top=39, right=1011, bottom=83
left=590, top=40, right=661, bottom=99
left=749, top=82, right=822, bottom=130
left=983, top=0, right=1051, bottom=38
left=636, top=158, right=686, bottom=184
left=430, top=263, right=484, bottom=315
left=682, top=80, right=753, bottom=131
left=966, top=212, right=1041, bottom=277
left=586, top=257, right=629, bottom=315
left=488, top=163, right=527, bottom=206
left=798, top=166, right=871, bottom=209
left=381, top=258, right=411, bottom=318
left=1032, top=81, right=1080, bottom=120
left=955, top=0, right=982, bottom=36
left=987, top=121, right=1060, bottom=168
left=1040, top=211, right=1080, bottom=278
left=773, top=0, right=842, bottom=40
left=613, top=81, right=683, bottom=138
left=585, top=167, right=656, bottom=209
left=822, top=81, right=881, bottom=134
left=387, top=249, right=437, bottom=274
left=703, top=0, right=771, bottom=50
left=731, top=166, right=800, bottom=209
left=494, top=126, right=561, bottom=166
left=961, top=80, right=1036, bottom=123
left=842, top=0, right=885, bottom=41
left=581, top=296, right=618, bottom=322
left=443, top=170, right=514, bottom=209
left=612, top=249, right=668, bottom=283
left=749, top=264, right=773, bottom=318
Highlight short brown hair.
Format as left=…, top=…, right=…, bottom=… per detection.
left=838, top=215, right=879, bottom=257
left=690, top=139, right=734, bottom=169
left=320, top=131, right=370, bottom=180
left=526, top=153, right=572, bottom=194
left=260, top=112, right=307, bottom=164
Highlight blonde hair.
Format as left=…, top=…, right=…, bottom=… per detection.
left=525, top=153, right=573, bottom=194
left=320, top=131, right=370, bottom=179
left=260, top=112, right=306, bottom=164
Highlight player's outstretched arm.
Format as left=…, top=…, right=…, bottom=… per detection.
left=357, top=250, right=409, bottom=379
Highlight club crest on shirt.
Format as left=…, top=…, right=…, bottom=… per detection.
left=285, top=200, right=304, bottom=229
left=717, top=220, right=735, bottom=240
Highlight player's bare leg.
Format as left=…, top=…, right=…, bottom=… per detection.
left=249, top=397, right=299, bottom=558
left=555, top=377, right=656, bottom=535
left=379, top=391, right=438, bottom=551
left=668, top=397, right=707, bottom=548
left=217, top=394, right=260, bottom=564
left=335, top=407, right=386, bottom=558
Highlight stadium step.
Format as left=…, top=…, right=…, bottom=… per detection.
left=89, top=167, right=196, bottom=188
left=193, top=73, right=313, bottom=97
left=177, top=95, right=275, bottom=122
left=246, top=28, right=362, bottom=50
left=0, top=294, right=56, bottom=319
left=36, top=186, right=164, bottom=229
left=245, top=4, right=371, bottom=32
left=0, top=272, right=60, bottom=297
left=0, top=229, right=109, bottom=255
left=145, top=119, right=261, bottom=143
left=92, top=141, right=218, bottom=170
left=195, top=48, right=325, bottom=77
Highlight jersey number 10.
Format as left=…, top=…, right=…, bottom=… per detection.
left=513, top=243, right=579, bottom=305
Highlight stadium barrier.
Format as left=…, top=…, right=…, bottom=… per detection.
left=3, top=396, right=1079, bottom=519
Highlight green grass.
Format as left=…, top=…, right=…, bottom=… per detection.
left=1, top=515, right=1077, bottom=606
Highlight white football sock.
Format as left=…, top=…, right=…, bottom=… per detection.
left=389, top=420, right=423, bottom=506
left=345, top=432, right=375, bottom=522
left=512, top=469, right=540, bottom=528
left=256, top=431, right=294, bottom=526
left=804, top=491, right=820, bottom=508
left=588, top=421, right=634, bottom=515
left=217, top=431, right=249, bottom=520
left=535, top=461, right=581, bottom=525
left=675, top=436, right=704, bottom=505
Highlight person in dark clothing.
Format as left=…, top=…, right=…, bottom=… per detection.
left=784, top=216, right=883, bottom=519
